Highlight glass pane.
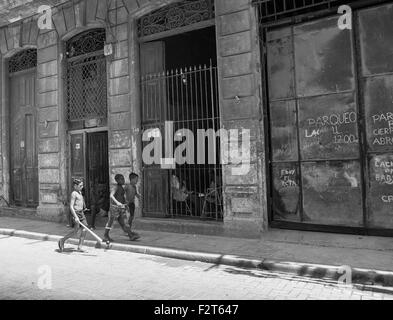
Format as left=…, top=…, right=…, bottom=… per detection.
left=267, top=27, right=295, bottom=100
left=302, top=161, right=363, bottom=226
left=364, top=75, right=393, bottom=153
left=294, top=16, right=355, bottom=97
left=368, top=155, right=393, bottom=229
left=298, top=93, right=359, bottom=160
left=270, top=100, right=298, bottom=161
left=272, top=162, right=300, bottom=222
left=359, top=3, right=393, bottom=76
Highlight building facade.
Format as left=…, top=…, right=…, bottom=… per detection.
left=0, top=0, right=392, bottom=238
left=0, top=0, right=266, bottom=238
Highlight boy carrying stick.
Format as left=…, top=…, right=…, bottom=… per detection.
left=58, top=179, right=88, bottom=252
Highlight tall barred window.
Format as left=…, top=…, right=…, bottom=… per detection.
left=66, top=29, right=107, bottom=122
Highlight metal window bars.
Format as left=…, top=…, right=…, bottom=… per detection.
left=141, top=63, right=223, bottom=221
left=65, top=29, right=107, bottom=122
left=8, top=49, right=37, bottom=74
left=137, top=0, right=215, bottom=38
left=253, top=0, right=345, bottom=23
left=66, top=53, right=107, bottom=121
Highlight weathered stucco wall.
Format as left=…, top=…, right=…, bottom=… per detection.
left=107, top=1, right=133, bottom=189
left=0, top=0, right=268, bottom=237
left=36, top=27, right=63, bottom=220
left=215, top=0, right=267, bottom=236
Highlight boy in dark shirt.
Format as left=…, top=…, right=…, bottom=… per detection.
left=103, top=174, right=138, bottom=242
left=125, top=173, right=141, bottom=239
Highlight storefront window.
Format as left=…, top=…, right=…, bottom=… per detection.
left=267, top=14, right=363, bottom=226
left=302, top=161, right=362, bottom=226
left=270, top=100, right=298, bottom=162
left=294, top=16, right=355, bottom=97
left=359, top=4, right=393, bottom=229
left=266, top=2, right=393, bottom=231
left=298, top=93, right=359, bottom=160
left=369, top=155, right=393, bottom=228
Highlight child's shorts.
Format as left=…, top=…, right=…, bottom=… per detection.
left=74, top=211, right=87, bottom=225
left=109, top=205, right=127, bottom=219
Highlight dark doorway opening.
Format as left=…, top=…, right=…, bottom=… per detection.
left=140, top=26, right=223, bottom=221
left=86, top=131, right=110, bottom=227
left=69, top=131, right=109, bottom=226
left=164, top=26, right=217, bottom=70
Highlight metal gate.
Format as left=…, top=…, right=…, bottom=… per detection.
left=141, top=63, right=223, bottom=221
left=257, top=0, right=393, bottom=235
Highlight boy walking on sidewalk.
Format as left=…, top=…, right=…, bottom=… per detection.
left=58, top=179, right=88, bottom=252
left=103, top=174, right=139, bottom=242
left=125, top=173, right=141, bottom=239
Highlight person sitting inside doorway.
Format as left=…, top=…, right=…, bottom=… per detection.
left=171, top=175, right=202, bottom=216
left=89, top=182, right=110, bottom=230
left=201, top=170, right=223, bottom=219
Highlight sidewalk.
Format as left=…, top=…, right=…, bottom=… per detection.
left=1, top=215, right=393, bottom=289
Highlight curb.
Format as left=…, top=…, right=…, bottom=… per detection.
left=1, top=228, right=393, bottom=292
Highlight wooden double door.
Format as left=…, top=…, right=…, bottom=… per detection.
left=10, top=70, right=38, bottom=207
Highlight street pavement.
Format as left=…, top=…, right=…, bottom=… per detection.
left=1, top=236, right=392, bottom=300
left=2, top=216, right=393, bottom=273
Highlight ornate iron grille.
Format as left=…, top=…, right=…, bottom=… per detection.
left=253, top=0, right=346, bottom=23
left=8, top=49, right=37, bottom=74
left=66, top=29, right=107, bottom=122
left=66, top=54, right=107, bottom=121
left=66, top=29, right=105, bottom=59
left=138, top=0, right=215, bottom=38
